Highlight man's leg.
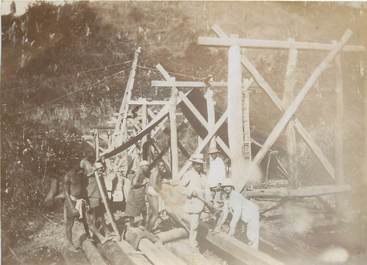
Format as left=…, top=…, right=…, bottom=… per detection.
left=189, top=213, right=200, bottom=249
left=147, top=196, right=159, bottom=232
left=64, top=202, right=79, bottom=252
left=246, top=213, right=260, bottom=250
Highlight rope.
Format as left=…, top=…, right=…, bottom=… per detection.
left=137, top=64, right=203, bottom=81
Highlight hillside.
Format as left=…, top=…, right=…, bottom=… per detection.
left=1, top=1, right=366, bottom=264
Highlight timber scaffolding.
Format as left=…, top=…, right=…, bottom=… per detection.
left=70, top=25, right=365, bottom=265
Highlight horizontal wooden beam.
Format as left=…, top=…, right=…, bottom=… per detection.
left=151, top=80, right=260, bottom=89
left=129, top=100, right=168, bottom=105
left=245, top=184, right=351, bottom=198
left=197, top=36, right=365, bottom=52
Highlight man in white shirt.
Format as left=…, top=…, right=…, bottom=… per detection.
left=215, top=178, right=260, bottom=250
left=206, top=146, right=226, bottom=203
left=180, top=153, right=206, bottom=249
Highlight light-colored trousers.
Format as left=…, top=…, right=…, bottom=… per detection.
left=187, top=213, right=200, bottom=248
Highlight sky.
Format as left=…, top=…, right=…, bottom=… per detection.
left=1, top=0, right=67, bottom=15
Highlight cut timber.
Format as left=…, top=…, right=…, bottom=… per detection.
left=335, top=53, right=344, bottom=184
left=245, top=184, right=351, bottom=198
left=167, top=239, right=220, bottom=265
left=100, top=241, right=142, bottom=265
left=283, top=38, right=298, bottom=187
left=205, top=88, right=216, bottom=149
left=62, top=248, right=90, bottom=265
left=228, top=41, right=246, bottom=188
left=157, top=228, right=188, bottom=243
left=81, top=239, right=108, bottom=265
left=211, top=25, right=336, bottom=180
left=116, top=240, right=152, bottom=265
left=242, top=78, right=253, bottom=160
left=125, top=227, right=188, bottom=265
left=197, top=35, right=364, bottom=52
left=253, top=30, right=353, bottom=165
left=151, top=80, right=257, bottom=88
left=160, top=183, right=284, bottom=265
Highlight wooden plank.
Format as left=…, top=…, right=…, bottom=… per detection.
left=94, top=171, right=121, bottom=240
left=115, top=240, right=152, bottom=265
left=228, top=41, right=246, bottom=188
left=253, top=30, right=353, bottom=166
left=205, top=88, right=216, bottom=149
left=211, top=24, right=337, bottom=180
left=335, top=53, right=344, bottom=184
left=242, top=78, right=253, bottom=160
left=151, top=80, right=257, bottom=89
left=283, top=38, right=298, bottom=188
left=177, top=110, right=228, bottom=179
left=197, top=35, right=364, bottom=52
left=113, top=47, right=141, bottom=140
left=129, top=100, right=168, bottom=105
left=245, top=184, right=351, bottom=198
left=81, top=239, right=108, bottom=265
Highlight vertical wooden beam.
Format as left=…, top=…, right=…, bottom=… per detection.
left=283, top=39, right=298, bottom=188
left=335, top=53, right=344, bottom=184
left=243, top=77, right=253, bottom=160
left=95, top=129, right=100, bottom=160
left=205, top=88, right=216, bottom=149
left=227, top=37, right=246, bottom=187
left=169, top=77, right=179, bottom=181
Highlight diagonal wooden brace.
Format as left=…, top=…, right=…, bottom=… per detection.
left=177, top=110, right=228, bottom=179
left=211, top=24, right=337, bottom=179
left=252, top=30, right=353, bottom=165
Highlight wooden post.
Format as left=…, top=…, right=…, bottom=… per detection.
left=169, top=77, right=179, bottom=181
left=205, top=88, right=216, bottom=149
left=253, top=30, right=353, bottom=165
left=283, top=38, right=298, bottom=188
left=243, top=77, right=253, bottom=160
left=335, top=53, right=344, bottom=185
left=81, top=239, right=108, bottom=265
left=94, top=171, right=121, bottom=240
left=228, top=37, right=246, bottom=186
left=95, top=129, right=100, bottom=161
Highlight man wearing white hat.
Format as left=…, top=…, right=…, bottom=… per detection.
left=206, top=146, right=226, bottom=203
left=180, top=153, right=206, bottom=249
left=214, top=178, right=260, bottom=250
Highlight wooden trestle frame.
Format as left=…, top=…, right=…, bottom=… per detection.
left=94, top=25, right=365, bottom=202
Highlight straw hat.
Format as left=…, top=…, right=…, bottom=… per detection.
left=222, top=178, right=235, bottom=188
left=189, top=153, right=205, bottom=164
left=208, top=146, right=219, bottom=154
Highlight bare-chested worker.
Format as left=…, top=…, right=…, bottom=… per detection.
left=64, top=165, right=89, bottom=252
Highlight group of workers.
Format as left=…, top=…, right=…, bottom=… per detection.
left=63, top=145, right=260, bottom=252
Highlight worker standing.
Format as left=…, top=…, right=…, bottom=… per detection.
left=206, top=146, right=226, bottom=203
left=214, top=178, right=260, bottom=249
left=125, top=160, right=150, bottom=227
left=180, top=153, right=206, bottom=249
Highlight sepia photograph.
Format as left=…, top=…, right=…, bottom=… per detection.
left=1, top=1, right=366, bottom=264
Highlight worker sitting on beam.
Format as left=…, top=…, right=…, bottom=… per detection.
left=214, top=178, right=260, bottom=249
left=180, top=153, right=206, bottom=250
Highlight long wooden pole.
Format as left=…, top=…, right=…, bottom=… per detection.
left=211, top=25, right=337, bottom=180
left=335, top=53, right=344, bottom=184
left=283, top=38, right=298, bottom=188
left=228, top=38, right=246, bottom=186
left=205, top=88, right=216, bottom=149
left=169, top=77, right=179, bottom=181
left=253, top=30, right=353, bottom=165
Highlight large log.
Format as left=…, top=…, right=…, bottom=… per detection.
left=81, top=239, right=108, bottom=265
left=160, top=183, right=284, bottom=265
left=115, top=240, right=152, bottom=265
left=62, top=248, right=90, bottom=265
left=157, top=228, right=188, bottom=243
left=100, top=241, right=139, bottom=265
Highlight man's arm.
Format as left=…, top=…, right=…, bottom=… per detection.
left=215, top=200, right=229, bottom=231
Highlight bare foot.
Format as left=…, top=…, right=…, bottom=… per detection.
left=66, top=243, right=80, bottom=253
